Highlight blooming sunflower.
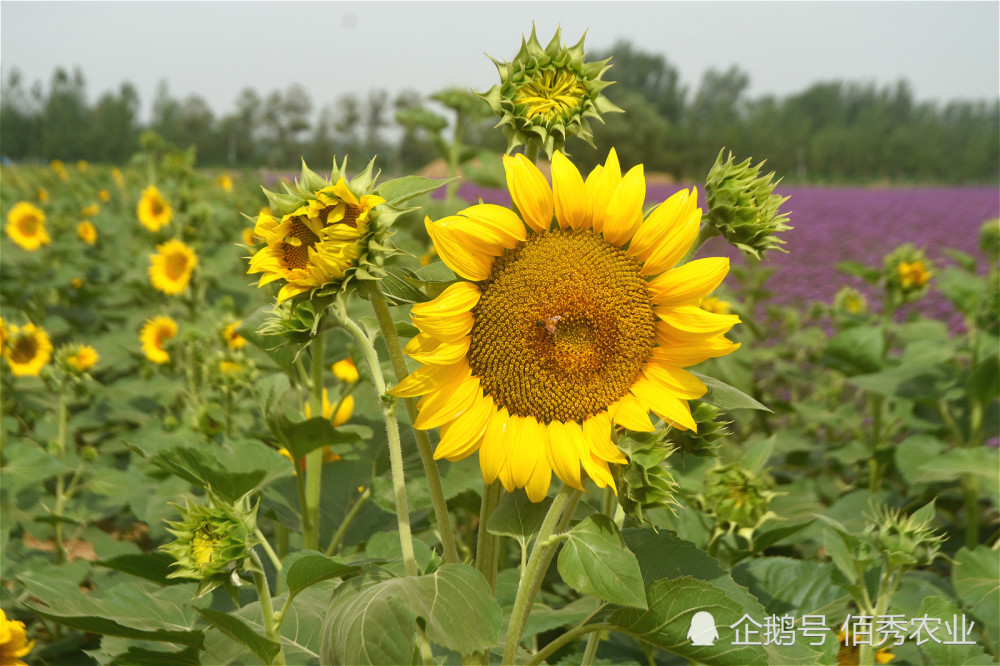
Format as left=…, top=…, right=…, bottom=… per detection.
left=99, top=189, right=111, bottom=203
left=140, top=315, right=178, bottom=364
left=391, top=150, right=740, bottom=501
left=77, top=220, right=98, bottom=245
left=247, top=162, right=385, bottom=304
left=137, top=185, right=173, bottom=232
left=0, top=608, right=35, bottom=666
left=149, top=239, right=198, bottom=295
left=81, top=203, right=100, bottom=218
left=3, top=322, right=53, bottom=377
left=6, top=202, right=50, bottom=251
left=222, top=321, right=246, bottom=350
left=63, top=344, right=99, bottom=373
left=304, top=389, right=354, bottom=427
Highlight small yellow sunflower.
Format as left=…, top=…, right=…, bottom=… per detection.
left=71, top=277, right=84, bottom=289
left=77, top=220, right=98, bottom=245
left=140, top=315, right=178, bottom=364
left=3, top=322, right=54, bottom=377
left=99, top=189, right=111, bottom=203
left=223, top=321, right=246, bottom=350
left=6, top=202, right=51, bottom=251
left=51, top=159, right=68, bottom=181
left=0, top=317, right=8, bottom=348
left=247, top=179, right=384, bottom=304
left=332, top=358, right=359, bottom=384
left=149, top=239, right=198, bottom=295
left=0, top=608, right=35, bottom=666
left=137, top=185, right=173, bottom=232
left=897, top=260, right=930, bottom=290
left=304, top=389, right=354, bottom=427
left=81, top=203, right=100, bottom=218
left=36, top=188, right=50, bottom=204
left=111, top=167, right=126, bottom=190
left=65, top=344, right=99, bottom=373
left=216, top=173, right=233, bottom=193
left=391, top=150, right=740, bottom=501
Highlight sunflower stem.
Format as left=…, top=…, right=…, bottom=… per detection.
left=325, top=487, right=371, bottom=556
left=250, top=550, right=287, bottom=666
left=303, top=334, right=326, bottom=551
left=526, top=624, right=614, bottom=666
left=338, top=312, right=419, bottom=576
left=363, top=281, right=461, bottom=565
left=503, top=486, right=581, bottom=664
left=475, top=481, right=503, bottom=592
left=525, top=143, right=540, bottom=165
left=53, top=389, right=69, bottom=565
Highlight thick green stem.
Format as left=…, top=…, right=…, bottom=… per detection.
left=53, top=391, right=69, bottom=565
left=525, top=143, right=540, bottom=165
left=963, top=474, right=981, bottom=549
left=475, top=482, right=503, bottom=593
left=339, top=314, right=419, bottom=576
left=251, top=551, right=287, bottom=666
left=364, top=281, right=461, bottom=565
left=859, top=565, right=900, bottom=666
left=303, top=335, right=326, bottom=551
left=503, top=486, right=581, bottom=664
left=326, top=487, right=371, bottom=556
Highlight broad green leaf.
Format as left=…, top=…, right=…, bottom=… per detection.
left=823, top=327, right=883, bottom=376
left=914, top=596, right=994, bottom=666
left=691, top=372, right=771, bottom=412
left=144, top=440, right=291, bottom=501
left=835, top=260, right=881, bottom=284
left=106, top=645, right=202, bottom=666
left=279, top=418, right=365, bottom=460
left=732, top=557, right=845, bottom=617
left=609, top=577, right=821, bottom=665
left=364, top=531, right=435, bottom=575
left=414, top=261, right=457, bottom=283
left=381, top=265, right=428, bottom=305
left=239, top=307, right=298, bottom=376
left=851, top=362, right=960, bottom=401
left=557, top=514, right=647, bottom=609
left=740, top=436, right=776, bottom=475
left=96, top=552, right=188, bottom=587
left=969, top=354, right=1000, bottom=407
left=895, top=435, right=947, bottom=486
left=0, top=440, right=69, bottom=491
left=937, top=266, right=985, bottom=316
left=521, top=597, right=601, bottom=641
left=285, top=553, right=361, bottom=598
left=197, top=608, right=281, bottom=665
left=487, top=490, right=550, bottom=542
left=914, top=447, right=1000, bottom=494
left=376, top=175, right=450, bottom=208
left=953, top=546, right=1000, bottom=629
left=320, top=564, right=502, bottom=665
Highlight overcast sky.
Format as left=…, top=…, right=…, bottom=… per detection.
left=2, top=1, right=998, bottom=121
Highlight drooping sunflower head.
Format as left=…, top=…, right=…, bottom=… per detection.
left=77, top=220, right=98, bottom=245
left=149, top=239, right=198, bottom=296
left=3, top=322, right=54, bottom=378
left=247, top=158, right=389, bottom=304
left=137, top=185, right=173, bottom=232
left=391, top=150, right=741, bottom=501
left=479, top=25, right=623, bottom=157
left=57, top=343, right=100, bottom=375
left=140, top=315, right=178, bottom=364
left=6, top=202, right=51, bottom=251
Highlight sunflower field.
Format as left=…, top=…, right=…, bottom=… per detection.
left=1, top=27, right=998, bottom=666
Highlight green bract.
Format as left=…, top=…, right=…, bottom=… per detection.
left=706, top=149, right=792, bottom=260
left=161, top=494, right=259, bottom=597
left=478, top=25, right=622, bottom=158
left=860, top=502, right=944, bottom=570
left=698, top=462, right=779, bottom=545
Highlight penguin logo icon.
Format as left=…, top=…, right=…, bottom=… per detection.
left=687, top=611, right=719, bottom=646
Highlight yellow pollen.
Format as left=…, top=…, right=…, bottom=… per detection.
left=282, top=219, right=320, bottom=270
left=468, top=229, right=656, bottom=423
left=515, top=68, right=587, bottom=121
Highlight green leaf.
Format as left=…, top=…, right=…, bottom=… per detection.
left=691, top=372, right=771, bottom=412
left=280, top=417, right=364, bottom=460
left=609, top=577, right=820, bottom=665
left=914, top=596, right=994, bottom=666
left=487, top=490, right=550, bottom=542
left=413, top=261, right=457, bottom=283
left=953, top=546, right=1000, bottom=629
left=285, top=552, right=362, bottom=598
left=380, top=265, right=429, bottom=305
left=95, top=552, right=189, bottom=587
left=937, top=266, right=985, bottom=316
left=106, top=645, right=202, bottom=666
left=835, top=260, right=881, bottom=284
left=969, top=354, right=1000, bottom=407
left=143, top=440, right=291, bottom=502
left=823, top=327, right=884, bottom=375
left=913, top=447, right=1000, bottom=494
left=732, top=557, right=845, bottom=617
left=739, top=436, right=776, bottom=475
left=850, top=362, right=960, bottom=401
left=239, top=307, right=298, bottom=377
left=895, top=435, right=947, bottom=486
left=557, top=514, right=647, bottom=609
left=320, top=564, right=502, bottom=665
left=197, top=608, right=281, bottom=665
left=376, top=175, right=450, bottom=208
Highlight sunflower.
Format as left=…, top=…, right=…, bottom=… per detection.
left=222, top=321, right=246, bottom=350
left=0, top=317, right=8, bottom=348
left=6, top=202, right=50, bottom=251
left=0, top=608, right=35, bottom=666
left=99, top=189, right=111, bottom=203
left=247, top=178, right=384, bottom=304
left=304, top=389, right=354, bottom=427
left=3, top=322, right=54, bottom=377
left=390, top=150, right=740, bottom=501
left=64, top=344, right=99, bottom=373
left=140, top=315, right=178, bottom=364
left=81, top=203, right=100, bottom=218
left=77, top=220, right=98, bottom=245
left=149, top=239, right=198, bottom=295
left=137, top=185, right=173, bottom=232
left=216, top=173, right=233, bottom=193
left=332, top=358, right=359, bottom=384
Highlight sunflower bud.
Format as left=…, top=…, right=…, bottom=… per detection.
left=161, top=494, right=259, bottom=597
left=671, top=403, right=729, bottom=457
left=859, top=502, right=944, bottom=570
left=882, top=244, right=933, bottom=302
left=699, top=462, right=779, bottom=544
left=979, top=217, right=999, bottom=262
left=706, top=150, right=791, bottom=260
left=55, top=343, right=99, bottom=376
left=478, top=25, right=622, bottom=158
left=612, top=434, right=680, bottom=527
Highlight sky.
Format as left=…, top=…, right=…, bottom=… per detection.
left=2, top=1, right=998, bottom=121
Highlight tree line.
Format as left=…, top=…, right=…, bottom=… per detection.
left=2, top=40, right=997, bottom=183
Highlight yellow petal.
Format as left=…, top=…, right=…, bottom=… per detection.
left=413, top=310, right=474, bottom=341
left=504, top=154, right=553, bottom=233
left=435, top=391, right=493, bottom=461
left=544, top=420, right=585, bottom=490
left=651, top=330, right=741, bottom=366
left=506, top=415, right=542, bottom=490
left=479, top=407, right=511, bottom=485
left=425, top=216, right=494, bottom=281
left=414, top=371, right=480, bottom=430
left=389, top=361, right=467, bottom=398
left=629, top=375, right=697, bottom=431
left=643, top=363, right=708, bottom=400
left=410, top=282, right=481, bottom=318
left=437, top=214, right=519, bottom=256
left=609, top=393, right=656, bottom=432
left=647, top=257, right=730, bottom=307
left=277, top=283, right=309, bottom=304
left=404, top=333, right=471, bottom=366
left=639, top=207, right=702, bottom=277
left=586, top=148, right=622, bottom=233
left=582, top=412, right=626, bottom=473
left=524, top=448, right=553, bottom=502
left=656, top=305, right=741, bottom=339
left=628, top=188, right=696, bottom=259
left=458, top=204, right=528, bottom=246
left=602, top=164, right=645, bottom=246
left=551, top=151, right=591, bottom=230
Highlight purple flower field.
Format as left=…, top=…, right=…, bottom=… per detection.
left=457, top=182, right=1000, bottom=325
